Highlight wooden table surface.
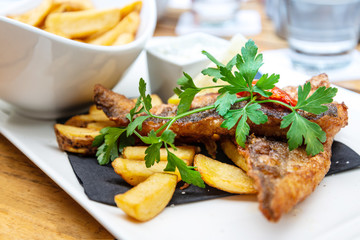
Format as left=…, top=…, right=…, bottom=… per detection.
left=1, top=1, right=359, bottom=239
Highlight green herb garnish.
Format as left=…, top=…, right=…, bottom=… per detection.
left=92, top=39, right=338, bottom=188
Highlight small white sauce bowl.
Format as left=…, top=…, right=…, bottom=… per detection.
left=146, top=32, right=229, bottom=100
left=0, top=0, right=156, bottom=119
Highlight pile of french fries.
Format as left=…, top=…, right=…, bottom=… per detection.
left=8, top=0, right=142, bottom=46
left=51, top=33, right=258, bottom=222
left=54, top=93, right=257, bottom=222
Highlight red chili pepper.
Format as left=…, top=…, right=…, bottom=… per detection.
left=236, top=80, right=297, bottom=107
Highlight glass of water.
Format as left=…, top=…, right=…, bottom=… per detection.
left=285, top=0, right=360, bottom=72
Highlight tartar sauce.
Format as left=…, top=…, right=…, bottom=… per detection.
left=150, top=35, right=229, bottom=64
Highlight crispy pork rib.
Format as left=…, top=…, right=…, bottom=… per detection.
left=94, top=74, right=347, bottom=141
left=236, top=135, right=335, bottom=222
left=232, top=73, right=348, bottom=222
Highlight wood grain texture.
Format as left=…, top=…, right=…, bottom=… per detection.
left=0, top=134, right=113, bottom=239
left=0, top=0, right=359, bottom=239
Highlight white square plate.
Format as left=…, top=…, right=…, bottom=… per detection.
left=1, top=49, right=360, bottom=240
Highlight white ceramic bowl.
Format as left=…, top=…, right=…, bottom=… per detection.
left=0, top=0, right=156, bottom=119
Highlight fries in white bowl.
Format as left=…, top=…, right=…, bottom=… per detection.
left=0, top=0, right=156, bottom=119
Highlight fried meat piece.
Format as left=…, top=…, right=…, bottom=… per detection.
left=93, top=75, right=347, bottom=141
left=94, top=74, right=348, bottom=222
left=232, top=74, right=348, bottom=222
left=236, top=135, right=334, bottom=222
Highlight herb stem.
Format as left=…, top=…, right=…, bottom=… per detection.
left=234, top=96, right=251, bottom=103
left=164, top=104, right=215, bottom=131
left=256, top=99, right=295, bottom=111
left=133, top=130, right=145, bottom=141
left=198, top=85, right=229, bottom=90
left=155, top=121, right=171, bottom=134
left=148, top=114, right=173, bottom=120
left=152, top=104, right=216, bottom=134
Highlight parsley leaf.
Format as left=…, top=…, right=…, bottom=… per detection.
left=201, top=52, right=237, bottom=82
left=139, top=78, right=152, bottom=111
left=141, top=130, right=160, bottom=145
left=235, top=111, right=250, bottom=148
left=201, top=67, right=222, bottom=82
left=219, top=65, right=241, bottom=86
left=165, top=151, right=205, bottom=188
left=140, top=130, right=162, bottom=167
left=126, top=115, right=150, bottom=136
left=177, top=88, right=201, bottom=115
left=295, top=82, right=338, bottom=114
left=160, top=130, right=176, bottom=149
left=246, top=103, right=268, bottom=124
left=221, top=103, right=268, bottom=147
left=177, top=73, right=201, bottom=114
left=215, top=92, right=238, bottom=116
left=201, top=50, right=225, bottom=67
left=93, top=127, right=127, bottom=165
left=178, top=72, right=198, bottom=89
left=145, top=142, right=162, bottom=167
left=216, top=67, right=248, bottom=95
left=236, top=40, right=263, bottom=86
left=142, top=130, right=177, bottom=167
left=92, top=132, right=104, bottom=147
left=253, top=73, right=279, bottom=97
left=281, top=111, right=326, bottom=155
left=118, top=133, right=135, bottom=153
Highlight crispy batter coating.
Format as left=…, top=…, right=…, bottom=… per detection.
left=237, top=135, right=333, bottom=222
left=94, top=84, right=135, bottom=126
left=234, top=74, right=348, bottom=221
left=93, top=75, right=347, bottom=141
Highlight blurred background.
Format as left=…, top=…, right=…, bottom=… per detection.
left=153, top=0, right=360, bottom=92
left=1, top=0, right=359, bottom=91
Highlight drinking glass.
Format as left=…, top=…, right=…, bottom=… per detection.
left=285, top=0, right=360, bottom=72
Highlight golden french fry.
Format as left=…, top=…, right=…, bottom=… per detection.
left=86, top=11, right=140, bottom=46
left=115, top=173, right=177, bottom=222
left=49, top=3, right=86, bottom=14
left=86, top=121, right=118, bottom=130
left=148, top=94, right=163, bottom=106
left=53, top=0, right=94, bottom=10
left=45, top=8, right=121, bottom=38
left=112, top=158, right=183, bottom=186
left=194, top=154, right=256, bottom=194
left=119, top=1, right=142, bottom=19
left=88, top=104, right=105, bottom=115
left=113, top=33, right=134, bottom=46
left=123, top=146, right=196, bottom=164
left=8, top=0, right=141, bottom=47
left=167, top=96, right=180, bottom=105
left=54, top=123, right=99, bottom=155
left=8, top=0, right=54, bottom=27
left=65, top=114, right=111, bottom=127
left=220, top=138, right=248, bottom=172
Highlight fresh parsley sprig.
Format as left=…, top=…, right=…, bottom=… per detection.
left=93, top=78, right=209, bottom=187
left=92, top=39, right=338, bottom=188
